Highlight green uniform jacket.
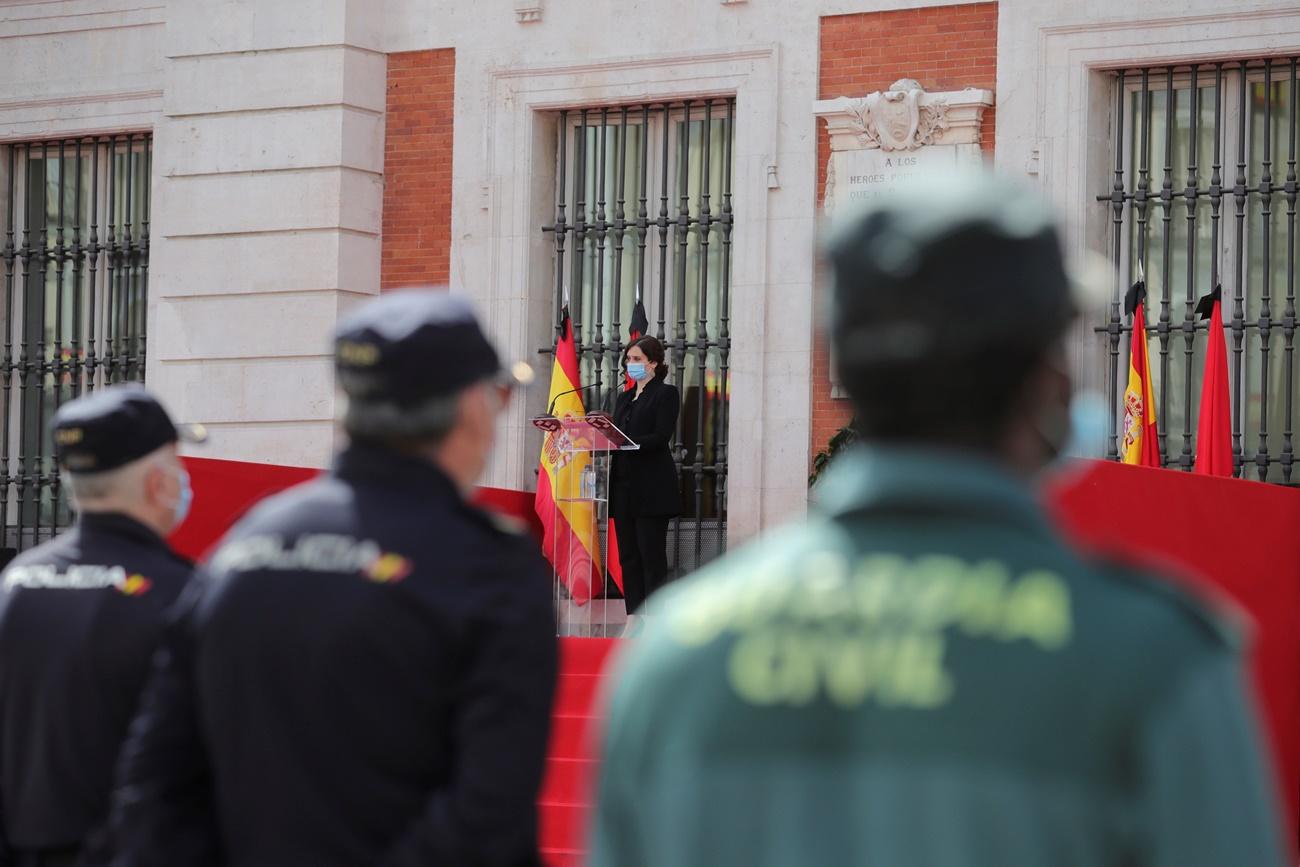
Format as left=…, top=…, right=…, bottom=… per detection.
left=590, top=448, right=1287, bottom=867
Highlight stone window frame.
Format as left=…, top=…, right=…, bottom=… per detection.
left=465, top=46, right=784, bottom=544
left=1010, top=8, right=1300, bottom=399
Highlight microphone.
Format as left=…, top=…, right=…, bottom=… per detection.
left=547, top=383, right=601, bottom=416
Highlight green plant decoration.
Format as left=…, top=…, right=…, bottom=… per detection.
left=809, top=419, right=859, bottom=488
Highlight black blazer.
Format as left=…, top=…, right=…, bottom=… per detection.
left=609, top=376, right=681, bottom=519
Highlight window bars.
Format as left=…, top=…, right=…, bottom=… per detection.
left=1098, top=59, right=1299, bottom=482
left=0, top=134, right=151, bottom=556
left=541, top=99, right=734, bottom=580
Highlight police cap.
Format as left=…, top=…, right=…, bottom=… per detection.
left=335, top=291, right=531, bottom=411
left=827, top=170, right=1076, bottom=374
left=53, top=384, right=207, bottom=474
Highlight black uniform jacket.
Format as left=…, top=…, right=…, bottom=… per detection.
left=0, top=513, right=193, bottom=854
left=110, top=443, right=558, bottom=867
left=609, top=376, right=681, bottom=519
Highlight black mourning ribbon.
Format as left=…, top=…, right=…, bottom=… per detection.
left=1124, top=279, right=1148, bottom=318
left=1194, top=284, right=1223, bottom=321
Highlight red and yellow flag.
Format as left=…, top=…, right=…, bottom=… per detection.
left=535, top=311, right=602, bottom=605
left=1194, top=286, right=1233, bottom=477
left=1122, top=278, right=1161, bottom=467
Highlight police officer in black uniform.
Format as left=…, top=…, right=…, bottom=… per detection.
left=0, top=385, right=202, bottom=867
left=111, top=291, right=557, bottom=867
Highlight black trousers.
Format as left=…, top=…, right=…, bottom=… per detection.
left=614, top=515, right=670, bottom=614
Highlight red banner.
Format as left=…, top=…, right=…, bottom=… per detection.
left=1049, top=460, right=1300, bottom=847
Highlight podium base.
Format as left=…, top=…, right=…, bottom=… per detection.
left=556, top=597, right=627, bottom=638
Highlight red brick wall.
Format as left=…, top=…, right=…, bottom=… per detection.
left=382, top=48, right=456, bottom=290
left=811, top=3, right=998, bottom=459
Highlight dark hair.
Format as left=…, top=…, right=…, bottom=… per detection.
left=624, top=335, right=669, bottom=381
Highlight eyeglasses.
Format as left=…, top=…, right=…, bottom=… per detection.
left=491, top=361, right=535, bottom=408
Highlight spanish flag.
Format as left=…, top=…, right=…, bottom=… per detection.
left=535, top=310, right=602, bottom=604
left=1194, top=286, right=1233, bottom=477
left=1121, top=272, right=1161, bottom=467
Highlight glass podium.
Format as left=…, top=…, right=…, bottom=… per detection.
left=531, top=412, right=638, bottom=637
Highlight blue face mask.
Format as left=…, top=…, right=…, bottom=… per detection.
left=1040, top=390, right=1109, bottom=469
left=627, top=362, right=650, bottom=382
left=1062, top=391, right=1109, bottom=460
left=171, top=467, right=193, bottom=527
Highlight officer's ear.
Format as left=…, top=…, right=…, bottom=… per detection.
left=437, top=386, right=478, bottom=444
left=1037, top=342, right=1074, bottom=410
left=141, top=460, right=169, bottom=507
left=464, top=380, right=499, bottom=418
left=1009, top=344, right=1073, bottom=474
left=142, top=455, right=183, bottom=511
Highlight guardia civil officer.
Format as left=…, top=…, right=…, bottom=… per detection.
left=111, top=291, right=557, bottom=867
left=590, top=172, right=1288, bottom=867
left=0, top=385, right=201, bottom=867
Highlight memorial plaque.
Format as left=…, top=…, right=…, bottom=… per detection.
left=829, top=145, right=982, bottom=218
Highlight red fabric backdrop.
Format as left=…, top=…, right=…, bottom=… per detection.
left=1048, top=460, right=1300, bottom=843
left=171, top=456, right=542, bottom=561
left=169, top=458, right=320, bottom=560
left=172, top=455, right=1298, bottom=845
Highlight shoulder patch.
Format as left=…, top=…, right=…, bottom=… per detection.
left=2, top=562, right=151, bottom=595
left=210, top=532, right=413, bottom=585
left=1089, top=554, right=1246, bottom=650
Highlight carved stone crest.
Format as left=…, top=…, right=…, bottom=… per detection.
left=845, top=79, right=949, bottom=152
left=513, top=0, right=542, bottom=23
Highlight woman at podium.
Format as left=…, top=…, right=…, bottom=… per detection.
left=610, top=336, right=680, bottom=631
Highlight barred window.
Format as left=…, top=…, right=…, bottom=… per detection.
left=541, top=100, right=734, bottom=579
left=0, top=134, right=151, bottom=557
left=1099, top=59, right=1299, bottom=481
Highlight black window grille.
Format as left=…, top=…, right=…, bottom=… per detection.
left=1098, top=59, right=1299, bottom=481
left=0, top=134, right=151, bottom=557
left=541, top=99, right=734, bottom=580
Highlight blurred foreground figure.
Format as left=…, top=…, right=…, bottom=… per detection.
left=0, top=386, right=200, bottom=867
left=590, top=173, right=1286, bottom=867
left=111, top=292, right=556, bottom=867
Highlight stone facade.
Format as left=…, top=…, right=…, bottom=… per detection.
left=2, top=0, right=1297, bottom=544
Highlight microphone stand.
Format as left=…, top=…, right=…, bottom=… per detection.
left=547, top=382, right=602, bottom=416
